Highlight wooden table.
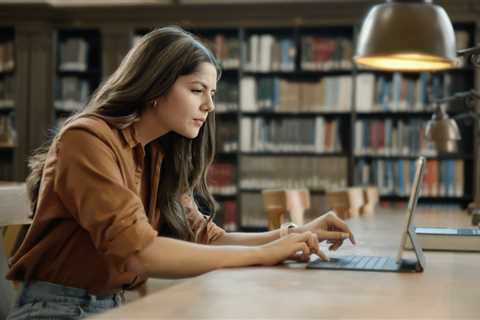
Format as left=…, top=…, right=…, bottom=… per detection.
left=93, top=208, right=480, bottom=319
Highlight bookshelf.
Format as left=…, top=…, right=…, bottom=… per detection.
left=0, top=0, right=477, bottom=231
left=352, top=24, right=476, bottom=207
left=201, top=23, right=476, bottom=230
left=193, top=28, right=241, bottom=232
left=237, top=26, right=354, bottom=229
left=133, top=23, right=476, bottom=230
left=0, top=27, right=15, bottom=181
left=54, top=29, right=102, bottom=128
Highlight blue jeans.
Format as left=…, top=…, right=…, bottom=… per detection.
left=7, top=281, right=123, bottom=319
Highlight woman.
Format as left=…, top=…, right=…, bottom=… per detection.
left=6, top=26, right=355, bottom=319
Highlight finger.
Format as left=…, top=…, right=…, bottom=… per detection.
left=351, top=234, right=356, bottom=245
left=328, top=242, right=338, bottom=251
left=323, top=209, right=337, bottom=218
left=306, top=233, right=320, bottom=255
left=290, top=252, right=306, bottom=262
left=316, top=248, right=329, bottom=261
left=294, top=232, right=326, bottom=257
left=329, top=240, right=343, bottom=251
left=291, top=242, right=310, bottom=257
left=327, top=238, right=342, bottom=250
left=318, top=230, right=351, bottom=241
left=291, top=231, right=315, bottom=242
left=325, top=214, right=356, bottom=245
left=325, top=212, right=353, bottom=234
left=298, top=243, right=310, bottom=256
left=327, top=239, right=341, bottom=244
left=289, top=252, right=310, bottom=262
left=288, top=252, right=308, bottom=262
left=328, top=228, right=356, bottom=246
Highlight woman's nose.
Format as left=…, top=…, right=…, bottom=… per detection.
left=202, top=95, right=215, bottom=113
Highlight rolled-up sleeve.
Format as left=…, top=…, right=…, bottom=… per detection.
left=53, top=128, right=157, bottom=259
left=181, top=194, right=225, bottom=244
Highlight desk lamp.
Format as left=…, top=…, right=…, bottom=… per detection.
left=425, top=88, right=480, bottom=225
left=354, top=0, right=480, bottom=225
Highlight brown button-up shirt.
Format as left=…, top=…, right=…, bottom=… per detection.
left=7, top=116, right=225, bottom=295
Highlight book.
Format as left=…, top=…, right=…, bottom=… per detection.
left=240, top=156, right=347, bottom=191
left=54, top=77, right=90, bottom=112
left=0, top=41, right=14, bottom=72
left=208, top=162, right=237, bottom=195
left=0, top=116, right=15, bottom=145
left=216, top=120, right=238, bottom=153
left=405, top=227, right=480, bottom=252
left=59, top=38, right=89, bottom=72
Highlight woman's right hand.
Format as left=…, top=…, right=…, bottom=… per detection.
left=257, top=231, right=329, bottom=266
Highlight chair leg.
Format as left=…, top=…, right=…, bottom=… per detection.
left=0, top=235, right=16, bottom=319
left=266, top=207, right=285, bottom=231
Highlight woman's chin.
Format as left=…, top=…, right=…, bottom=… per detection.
left=178, top=129, right=200, bottom=139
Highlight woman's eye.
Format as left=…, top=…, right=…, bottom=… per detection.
left=192, top=89, right=203, bottom=94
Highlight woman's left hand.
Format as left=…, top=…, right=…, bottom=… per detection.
left=293, top=210, right=356, bottom=251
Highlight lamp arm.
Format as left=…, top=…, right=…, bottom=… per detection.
left=433, top=45, right=480, bottom=107
left=457, top=45, right=480, bottom=67
left=433, top=90, right=480, bottom=114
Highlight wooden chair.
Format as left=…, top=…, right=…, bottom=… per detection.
left=0, top=183, right=32, bottom=320
left=0, top=183, right=161, bottom=305
left=326, top=187, right=365, bottom=219
left=326, top=186, right=379, bottom=219
left=261, top=188, right=310, bottom=230
left=360, top=186, right=380, bottom=215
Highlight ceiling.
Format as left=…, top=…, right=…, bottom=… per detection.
left=0, top=0, right=374, bottom=6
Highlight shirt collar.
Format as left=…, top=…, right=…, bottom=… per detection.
left=120, top=124, right=141, bottom=149
left=120, top=123, right=165, bottom=162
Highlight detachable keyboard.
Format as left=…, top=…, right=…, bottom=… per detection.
left=308, top=255, right=400, bottom=271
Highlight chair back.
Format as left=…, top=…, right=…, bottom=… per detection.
left=0, top=183, right=31, bottom=228
left=262, top=188, right=310, bottom=230
left=0, top=183, right=32, bottom=320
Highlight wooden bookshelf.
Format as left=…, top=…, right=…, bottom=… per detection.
left=53, top=28, right=102, bottom=128
left=0, top=27, right=15, bottom=181
left=0, top=0, right=478, bottom=229
left=352, top=24, right=476, bottom=207
left=235, top=25, right=354, bottom=229
left=0, top=143, right=15, bottom=149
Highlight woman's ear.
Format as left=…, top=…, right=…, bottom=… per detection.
left=152, top=96, right=167, bottom=109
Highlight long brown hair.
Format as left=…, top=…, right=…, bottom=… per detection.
left=27, top=26, right=221, bottom=242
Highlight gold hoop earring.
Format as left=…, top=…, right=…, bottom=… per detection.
left=152, top=100, right=157, bottom=108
